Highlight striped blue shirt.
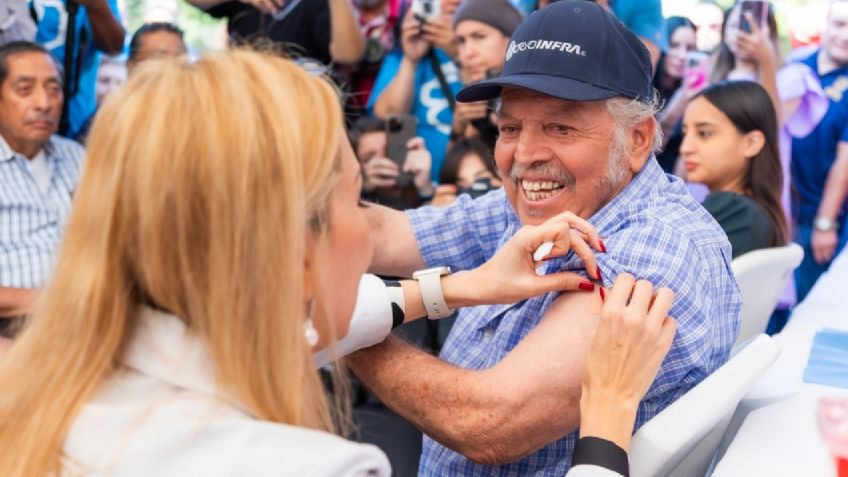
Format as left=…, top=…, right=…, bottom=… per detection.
left=0, top=135, right=84, bottom=288
left=407, top=158, right=741, bottom=476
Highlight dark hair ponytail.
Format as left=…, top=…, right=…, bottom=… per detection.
left=694, top=80, right=787, bottom=247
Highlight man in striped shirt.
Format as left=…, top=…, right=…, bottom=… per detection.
left=0, top=41, right=84, bottom=335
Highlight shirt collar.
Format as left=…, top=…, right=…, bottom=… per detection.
left=122, top=306, right=255, bottom=417
left=814, top=48, right=848, bottom=78
left=588, top=156, right=665, bottom=234
left=0, top=134, right=14, bottom=163
left=0, top=133, right=56, bottom=163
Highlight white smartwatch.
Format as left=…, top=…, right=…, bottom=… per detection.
left=412, top=266, right=454, bottom=320
left=814, top=216, right=838, bottom=232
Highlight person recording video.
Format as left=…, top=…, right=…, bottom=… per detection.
left=450, top=0, right=522, bottom=150
left=369, top=0, right=462, bottom=180
left=351, top=115, right=434, bottom=210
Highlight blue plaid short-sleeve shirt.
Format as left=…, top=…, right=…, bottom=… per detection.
left=0, top=135, right=84, bottom=288
left=407, top=158, right=741, bottom=476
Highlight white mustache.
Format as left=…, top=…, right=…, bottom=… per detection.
left=25, top=115, right=56, bottom=125
left=509, top=162, right=576, bottom=191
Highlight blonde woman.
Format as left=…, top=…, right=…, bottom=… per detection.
left=0, top=49, right=675, bottom=476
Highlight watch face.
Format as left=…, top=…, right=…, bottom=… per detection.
left=815, top=217, right=835, bottom=231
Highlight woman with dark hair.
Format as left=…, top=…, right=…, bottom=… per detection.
left=431, top=136, right=501, bottom=206
left=653, top=16, right=697, bottom=173
left=681, top=80, right=787, bottom=258
left=654, top=17, right=697, bottom=101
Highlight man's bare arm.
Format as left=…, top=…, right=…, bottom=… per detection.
left=77, top=0, right=125, bottom=54
left=346, top=290, right=600, bottom=465
left=0, top=287, right=37, bottom=317
left=364, top=203, right=425, bottom=277
left=812, top=142, right=848, bottom=263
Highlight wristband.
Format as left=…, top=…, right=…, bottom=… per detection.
left=412, top=266, right=453, bottom=319
left=382, top=279, right=406, bottom=330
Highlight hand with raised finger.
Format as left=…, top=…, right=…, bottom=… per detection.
left=579, top=273, right=677, bottom=450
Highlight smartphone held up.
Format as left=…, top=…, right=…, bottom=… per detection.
left=739, top=0, right=768, bottom=33
left=412, top=0, right=440, bottom=22
left=385, top=115, right=418, bottom=188
left=684, top=51, right=710, bottom=94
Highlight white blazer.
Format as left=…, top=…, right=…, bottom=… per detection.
left=61, top=306, right=391, bottom=477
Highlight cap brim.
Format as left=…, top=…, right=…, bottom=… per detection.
left=456, top=73, right=621, bottom=103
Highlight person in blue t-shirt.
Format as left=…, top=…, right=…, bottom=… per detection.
left=790, top=0, right=848, bottom=302
left=29, top=0, right=124, bottom=140
left=533, top=0, right=665, bottom=69
left=368, top=0, right=462, bottom=181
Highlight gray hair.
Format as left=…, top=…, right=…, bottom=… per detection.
left=605, top=90, right=664, bottom=156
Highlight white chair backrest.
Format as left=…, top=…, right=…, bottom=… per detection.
left=628, top=334, right=780, bottom=477
left=730, top=244, right=803, bottom=346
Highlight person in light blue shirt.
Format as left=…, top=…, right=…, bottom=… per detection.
left=368, top=0, right=462, bottom=180
left=0, top=42, right=84, bottom=325
left=29, top=0, right=124, bottom=139
left=347, top=3, right=739, bottom=475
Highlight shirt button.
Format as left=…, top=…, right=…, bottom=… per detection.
left=483, top=328, right=495, bottom=339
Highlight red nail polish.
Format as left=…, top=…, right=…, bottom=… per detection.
left=579, top=280, right=595, bottom=292
left=599, top=287, right=606, bottom=301
left=596, top=266, right=602, bottom=282
left=599, top=238, right=607, bottom=254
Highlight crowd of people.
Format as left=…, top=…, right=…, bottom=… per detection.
left=0, top=0, right=846, bottom=476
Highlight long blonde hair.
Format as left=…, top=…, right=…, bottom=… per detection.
left=0, top=49, right=344, bottom=476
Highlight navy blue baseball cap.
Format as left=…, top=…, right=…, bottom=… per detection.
left=456, top=0, right=653, bottom=103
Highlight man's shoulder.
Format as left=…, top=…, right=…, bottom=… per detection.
left=613, top=174, right=726, bottom=249
left=46, top=135, right=84, bottom=159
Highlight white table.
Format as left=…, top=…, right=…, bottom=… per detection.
left=713, top=248, right=848, bottom=476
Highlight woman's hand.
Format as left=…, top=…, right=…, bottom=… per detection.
left=579, top=273, right=677, bottom=451
left=451, top=101, right=490, bottom=136
left=444, top=212, right=605, bottom=307
left=362, top=156, right=400, bottom=192
left=735, top=12, right=777, bottom=71
left=400, top=10, right=432, bottom=63
left=421, top=14, right=458, bottom=58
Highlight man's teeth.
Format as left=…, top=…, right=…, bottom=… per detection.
left=521, top=180, right=564, bottom=201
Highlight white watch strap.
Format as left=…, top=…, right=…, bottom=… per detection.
left=417, top=271, right=453, bottom=320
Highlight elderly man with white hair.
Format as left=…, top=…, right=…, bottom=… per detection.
left=347, top=1, right=741, bottom=476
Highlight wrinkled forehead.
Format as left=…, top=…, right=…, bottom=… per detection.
left=497, top=87, right=605, bottom=119
left=3, top=52, right=62, bottom=85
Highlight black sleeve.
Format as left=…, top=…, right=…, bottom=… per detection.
left=571, top=436, right=630, bottom=476
left=312, top=0, right=332, bottom=62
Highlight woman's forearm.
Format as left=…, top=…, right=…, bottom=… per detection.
left=578, top=390, right=640, bottom=452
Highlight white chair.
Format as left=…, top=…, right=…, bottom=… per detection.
left=628, top=334, right=780, bottom=477
left=730, top=243, right=803, bottom=347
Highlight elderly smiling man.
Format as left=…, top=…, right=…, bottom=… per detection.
left=347, top=1, right=740, bottom=475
